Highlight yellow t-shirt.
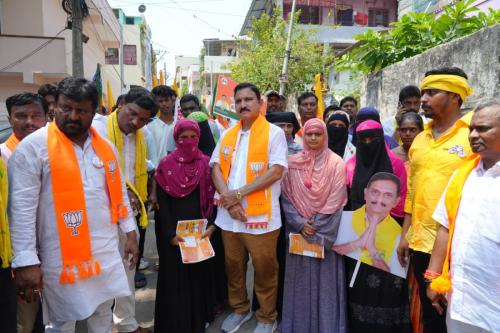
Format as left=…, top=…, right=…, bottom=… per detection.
left=404, top=112, right=473, bottom=253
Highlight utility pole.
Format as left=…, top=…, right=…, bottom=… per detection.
left=119, top=21, right=125, bottom=89
left=72, top=0, right=84, bottom=77
left=279, top=0, right=296, bottom=95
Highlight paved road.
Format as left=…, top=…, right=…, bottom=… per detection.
left=77, top=219, right=258, bottom=332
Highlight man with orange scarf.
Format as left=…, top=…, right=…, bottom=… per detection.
left=425, top=101, right=500, bottom=333
left=1, top=93, right=48, bottom=163
left=9, top=77, right=139, bottom=332
left=211, top=83, right=287, bottom=333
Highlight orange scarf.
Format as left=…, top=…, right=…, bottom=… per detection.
left=47, top=123, right=128, bottom=284
left=5, top=134, right=20, bottom=152
left=430, top=154, right=480, bottom=294
left=219, top=115, right=271, bottom=229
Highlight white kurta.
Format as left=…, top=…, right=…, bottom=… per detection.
left=209, top=123, right=288, bottom=235
left=92, top=114, right=158, bottom=178
left=146, top=117, right=176, bottom=165
left=8, top=126, right=137, bottom=323
left=433, top=160, right=500, bottom=333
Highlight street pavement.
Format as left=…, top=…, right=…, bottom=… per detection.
left=77, top=219, right=258, bottom=332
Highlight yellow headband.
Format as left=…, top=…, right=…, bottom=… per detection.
left=420, top=74, right=473, bottom=103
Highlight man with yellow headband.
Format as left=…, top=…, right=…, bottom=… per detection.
left=397, top=67, right=474, bottom=333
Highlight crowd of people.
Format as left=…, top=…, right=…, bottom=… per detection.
left=0, top=65, right=498, bottom=333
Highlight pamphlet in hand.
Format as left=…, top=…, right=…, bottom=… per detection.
left=176, top=219, right=215, bottom=264
left=289, top=233, right=325, bottom=259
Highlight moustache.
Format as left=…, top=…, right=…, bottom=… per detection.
left=370, top=200, right=387, bottom=208
left=63, top=121, right=83, bottom=128
left=240, top=108, right=250, bottom=113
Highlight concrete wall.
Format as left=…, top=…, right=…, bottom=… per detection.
left=360, top=24, right=500, bottom=119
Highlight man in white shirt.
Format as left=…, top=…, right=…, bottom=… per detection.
left=92, top=88, right=157, bottom=333
left=9, top=77, right=139, bottom=333
left=3, top=93, right=48, bottom=333
left=211, top=83, right=287, bottom=333
left=148, top=85, right=177, bottom=164
left=427, top=100, right=500, bottom=333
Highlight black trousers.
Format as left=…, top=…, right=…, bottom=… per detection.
left=136, top=225, right=147, bottom=271
left=0, top=266, right=17, bottom=333
left=412, top=250, right=447, bottom=333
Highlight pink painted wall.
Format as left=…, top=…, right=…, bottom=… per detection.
left=282, top=0, right=398, bottom=26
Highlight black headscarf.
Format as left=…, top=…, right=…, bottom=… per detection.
left=326, top=112, right=350, bottom=158
left=349, top=125, right=393, bottom=210
left=351, top=107, right=381, bottom=147
left=197, top=120, right=216, bottom=156
left=265, top=112, right=300, bottom=138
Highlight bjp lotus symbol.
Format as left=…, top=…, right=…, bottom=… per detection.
left=63, top=211, right=83, bottom=236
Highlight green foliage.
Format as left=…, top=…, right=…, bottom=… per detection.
left=336, top=0, right=500, bottom=74
left=229, top=7, right=334, bottom=94
left=180, top=79, right=188, bottom=97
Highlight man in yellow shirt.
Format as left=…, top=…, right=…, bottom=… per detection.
left=397, top=67, right=473, bottom=333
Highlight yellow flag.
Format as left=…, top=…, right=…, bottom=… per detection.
left=106, top=80, right=115, bottom=112
left=152, top=73, right=159, bottom=88
left=159, top=70, right=165, bottom=86
left=314, top=73, right=325, bottom=120
left=172, top=77, right=179, bottom=97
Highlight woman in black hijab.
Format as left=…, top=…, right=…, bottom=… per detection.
left=326, top=111, right=350, bottom=158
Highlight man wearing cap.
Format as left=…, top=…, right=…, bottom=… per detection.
left=265, top=91, right=283, bottom=114
left=397, top=67, right=474, bottom=333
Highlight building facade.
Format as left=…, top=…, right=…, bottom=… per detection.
left=0, top=0, right=152, bottom=116
left=240, top=0, right=399, bottom=100
left=398, top=0, right=500, bottom=18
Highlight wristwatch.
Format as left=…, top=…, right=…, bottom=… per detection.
left=236, top=189, right=242, bottom=200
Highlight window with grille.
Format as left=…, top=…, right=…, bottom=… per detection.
left=368, top=8, right=389, bottom=27
left=337, top=7, right=353, bottom=26
left=284, top=5, right=320, bottom=24
left=123, top=45, right=137, bottom=65
left=105, top=48, right=119, bottom=65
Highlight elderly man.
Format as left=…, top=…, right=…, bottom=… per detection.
left=9, top=77, right=139, bottom=332
left=397, top=67, right=474, bottom=333
left=426, top=101, right=500, bottom=333
left=211, top=83, right=287, bottom=333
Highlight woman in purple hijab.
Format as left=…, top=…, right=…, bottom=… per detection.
left=153, top=119, right=219, bottom=332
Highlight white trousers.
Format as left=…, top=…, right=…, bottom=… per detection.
left=45, top=299, right=113, bottom=333
left=446, top=311, right=491, bottom=333
left=113, top=231, right=139, bottom=332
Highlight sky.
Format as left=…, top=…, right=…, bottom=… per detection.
left=107, top=0, right=252, bottom=84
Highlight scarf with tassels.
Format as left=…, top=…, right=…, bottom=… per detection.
left=107, top=111, right=148, bottom=228
left=430, top=154, right=481, bottom=294
left=5, top=134, right=20, bottom=152
left=0, top=158, right=11, bottom=268
left=219, top=115, right=271, bottom=229
left=47, top=123, right=128, bottom=284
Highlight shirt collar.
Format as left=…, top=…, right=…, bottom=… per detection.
left=476, top=159, right=500, bottom=176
